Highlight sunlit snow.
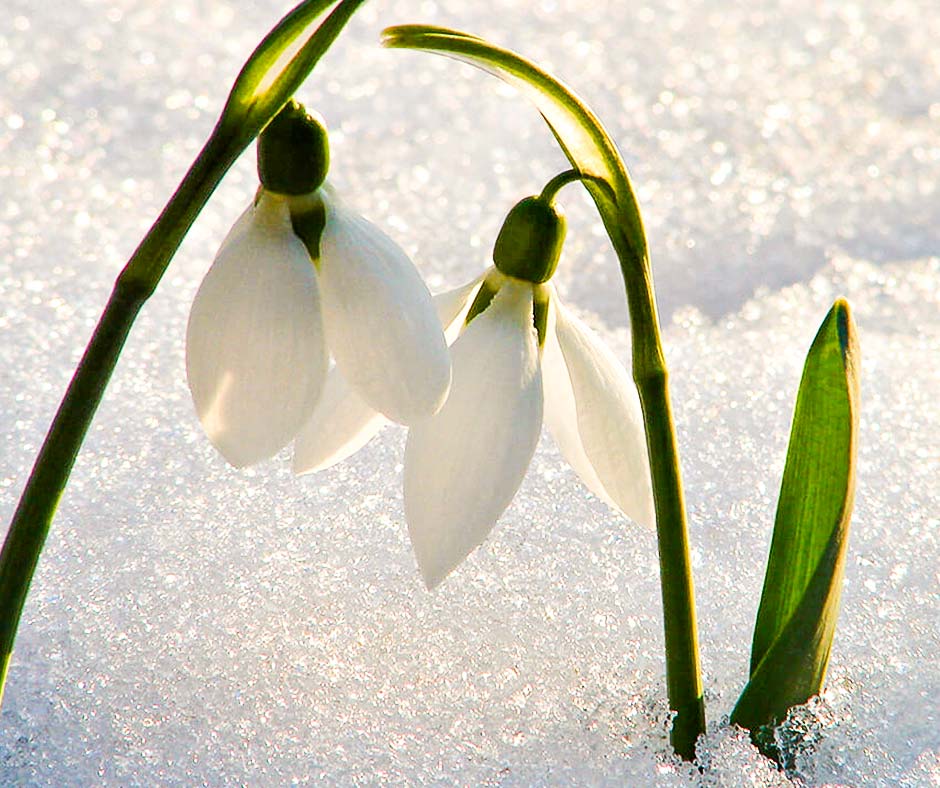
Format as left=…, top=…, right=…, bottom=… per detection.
left=1, top=0, right=937, bottom=784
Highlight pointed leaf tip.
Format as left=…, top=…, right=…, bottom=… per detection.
left=832, top=298, right=858, bottom=363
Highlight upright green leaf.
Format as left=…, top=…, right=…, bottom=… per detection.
left=731, top=300, right=860, bottom=756
left=382, top=25, right=705, bottom=759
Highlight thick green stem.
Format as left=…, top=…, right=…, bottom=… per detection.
left=547, top=166, right=706, bottom=758
left=381, top=23, right=707, bottom=761
left=623, top=256, right=704, bottom=760
left=0, top=125, right=243, bottom=702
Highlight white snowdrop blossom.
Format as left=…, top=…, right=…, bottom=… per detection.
left=404, top=270, right=655, bottom=589
left=186, top=185, right=451, bottom=468
left=293, top=184, right=656, bottom=589
left=294, top=268, right=655, bottom=590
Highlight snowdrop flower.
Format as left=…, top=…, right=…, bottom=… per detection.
left=186, top=101, right=450, bottom=467
left=294, top=191, right=655, bottom=588
left=404, top=195, right=655, bottom=588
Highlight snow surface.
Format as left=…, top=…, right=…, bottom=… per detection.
left=1, top=0, right=938, bottom=784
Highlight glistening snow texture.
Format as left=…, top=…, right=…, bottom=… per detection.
left=0, top=0, right=937, bottom=784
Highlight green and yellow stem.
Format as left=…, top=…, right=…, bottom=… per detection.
left=383, top=26, right=706, bottom=759
left=620, top=245, right=704, bottom=758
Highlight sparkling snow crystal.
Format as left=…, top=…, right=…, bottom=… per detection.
left=1, top=0, right=938, bottom=784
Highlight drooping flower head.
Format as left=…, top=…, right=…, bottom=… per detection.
left=186, top=101, right=451, bottom=467
left=291, top=182, right=656, bottom=588
left=404, top=192, right=656, bottom=588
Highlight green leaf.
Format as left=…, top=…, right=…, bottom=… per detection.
left=382, top=25, right=706, bottom=761
left=731, top=300, right=860, bottom=754
left=224, top=0, right=369, bottom=143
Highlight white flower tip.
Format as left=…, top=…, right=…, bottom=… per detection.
left=226, top=451, right=264, bottom=470
left=290, top=451, right=320, bottom=476
left=407, top=518, right=476, bottom=592
left=630, top=494, right=656, bottom=529
left=419, top=562, right=446, bottom=592
left=291, top=368, right=389, bottom=475
left=211, top=435, right=263, bottom=470
left=290, top=412, right=384, bottom=475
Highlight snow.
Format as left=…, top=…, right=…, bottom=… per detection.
left=1, top=0, right=938, bottom=784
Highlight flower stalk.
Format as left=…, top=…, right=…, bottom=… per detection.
left=382, top=25, right=705, bottom=759
left=544, top=168, right=704, bottom=758
left=626, top=281, right=705, bottom=758
left=0, top=0, right=368, bottom=704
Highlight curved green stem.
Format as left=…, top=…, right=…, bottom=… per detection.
left=539, top=168, right=583, bottom=203
left=385, top=26, right=705, bottom=759
left=539, top=168, right=608, bottom=205
left=384, top=26, right=705, bottom=759
left=0, top=0, right=367, bottom=704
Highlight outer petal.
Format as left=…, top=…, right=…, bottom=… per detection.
left=291, top=277, right=483, bottom=475
left=541, top=310, right=613, bottom=509
left=214, top=198, right=255, bottom=256
left=317, top=189, right=451, bottom=424
left=186, top=193, right=327, bottom=468
left=404, top=281, right=543, bottom=589
left=544, top=295, right=655, bottom=527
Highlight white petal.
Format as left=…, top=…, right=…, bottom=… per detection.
left=292, top=366, right=387, bottom=475
left=541, top=309, right=614, bottom=509
left=317, top=191, right=451, bottom=424
left=214, top=200, right=255, bottom=256
left=545, top=296, right=655, bottom=527
left=404, top=281, right=543, bottom=589
left=186, top=193, right=327, bottom=468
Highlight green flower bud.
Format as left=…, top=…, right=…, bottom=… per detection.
left=257, top=100, right=330, bottom=195
left=492, top=196, right=566, bottom=283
